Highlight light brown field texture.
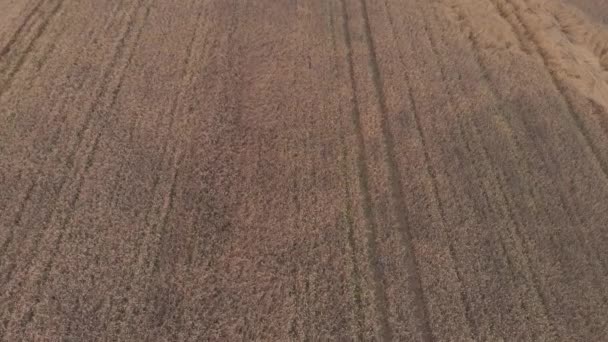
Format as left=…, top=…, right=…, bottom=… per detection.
left=2, top=0, right=608, bottom=340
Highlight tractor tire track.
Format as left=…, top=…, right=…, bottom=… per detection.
left=429, top=3, right=563, bottom=337
left=0, top=2, right=152, bottom=338
left=2, top=0, right=608, bottom=339
left=383, top=1, right=477, bottom=338
left=329, top=2, right=365, bottom=337
left=338, top=0, right=393, bottom=339
left=0, top=0, right=47, bottom=57
left=357, top=0, right=434, bottom=339
left=456, top=0, right=608, bottom=283
left=0, top=0, right=137, bottom=303
left=111, top=1, right=209, bottom=336
left=491, top=0, right=608, bottom=182
left=0, top=0, right=65, bottom=98
left=439, top=0, right=608, bottom=337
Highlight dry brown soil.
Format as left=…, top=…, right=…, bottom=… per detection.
left=2, top=0, right=608, bottom=340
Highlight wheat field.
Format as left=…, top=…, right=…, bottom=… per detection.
left=1, top=0, right=608, bottom=340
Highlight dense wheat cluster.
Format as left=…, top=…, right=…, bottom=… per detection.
left=1, top=0, right=608, bottom=340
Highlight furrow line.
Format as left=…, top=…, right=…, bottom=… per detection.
left=0, top=0, right=65, bottom=98
left=0, top=33, right=92, bottom=259
left=12, top=178, right=35, bottom=227
left=330, top=1, right=364, bottom=337
left=114, top=1, right=205, bottom=335
left=11, top=21, right=92, bottom=151
left=497, top=0, right=608, bottom=183
left=383, top=1, right=478, bottom=338
left=458, top=0, right=608, bottom=289
left=5, top=8, right=68, bottom=97
left=10, top=16, right=146, bottom=322
left=0, top=125, right=101, bottom=338
left=0, top=2, right=151, bottom=336
left=32, top=25, right=63, bottom=74
left=36, top=0, right=152, bottom=280
left=358, top=0, right=434, bottom=339
left=523, top=107, right=608, bottom=274
left=17, top=129, right=103, bottom=332
left=470, top=115, right=556, bottom=327
left=15, top=0, right=145, bottom=229
left=338, top=0, right=392, bottom=339
left=137, top=0, right=204, bottom=271
left=430, top=4, right=560, bottom=336
left=153, top=0, right=203, bottom=183
left=289, top=4, right=304, bottom=339
left=490, top=0, right=532, bottom=53
left=443, top=1, right=559, bottom=227
left=440, top=2, right=608, bottom=335
left=289, top=174, right=303, bottom=341
left=142, top=0, right=204, bottom=232
left=0, top=181, right=36, bottom=264
left=0, top=0, right=46, bottom=57
left=340, top=131, right=365, bottom=340
left=289, top=267, right=302, bottom=340
left=464, top=26, right=575, bottom=246
left=149, top=156, right=181, bottom=274
left=589, top=99, right=608, bottom=138
left=63, top=0, right=150, bottom=172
